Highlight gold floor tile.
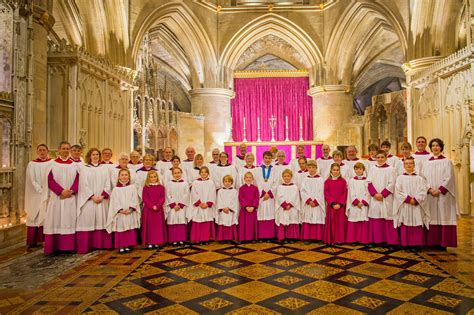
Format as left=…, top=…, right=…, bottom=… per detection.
left=146, top=276, right=174, bottom=286
left=145, top=304, right=199, bottom=315
left=173, top=248, right=201, bottom=255
left=387, top=302, right=452, bottom=315
left=383, top=258, right=409, bottom=266
left=123, top=297, right=157, bottom=311
left=401, top=273, right=431, bottom=284
left=221, top=247, right=249, bottom=255
left=274, top=296, right=310, bottom=310
left=154, top=281, right=217, bottom=303
left=162, top=260, right=187, bottom=268
left=294, top=280, right=356, bottom=302
left=86, top=303, right=119, bottom=314
left=128, top=265, right=165, bottom=280
left=271, top=247, right=294, bottom=254
left=338, top=274, right=368, bottom=285
left=111, top=282, right=150, bottom=299
left=309, top=303, right=364, bottom=314
left=237, top=251, right=281, bottom=263
left=351, top=296, right=385, bottom=309
left=273, top=275, right=304, bottom=285
left=285, top=242, right=323, bottom=250
left=272, top=259, right=298, bottom=267
left=431, top=278, right=474, bottom=298
left=199, top=297, right=234, bottom=311
left=287, top=251, right=331, bottom=262
left=209, top=275, right=239, bottom=286
left=239, top=242, right=278, bottom=251
left=350, top=263, right=402, bottom=278
left=231, top=264, right=283, bottom=280
left=327, top=258, right=354, bottom=267
left=320, top=247, right=344, bottom=254
left=338, top=250, right=384, bottom=262
left=408, top=261, right=450, bottom=277
left=389, top=251, right=423, bottom=261
left=363, top=279, right=427, bottom=301
left=428, top=294, right=463, bottom=308
left=186, top=252, right=229, bottom=264
left=291, top=263, right=343, bottom=279
left=170, top=264, right=223, bottom=280
left=195, top=243, right=233, bottom=251
left=225, top=304, right=281, bottom=314
left=145, top=252, right=179, bottom=263
left=217, top=259, right=243, bottom=268
left=223, top=281, right=287, bottom=303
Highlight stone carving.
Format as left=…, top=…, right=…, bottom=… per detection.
left=0, top=1, right=13, bottom=93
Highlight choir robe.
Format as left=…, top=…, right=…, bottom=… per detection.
left=76, top=164, right=112, bottom=253
left=106, top=183, right=141, bottom=248
left=397, top=156, right=423, bottom=177
left=238, top=184, right=260, bottom=241
left=110, top=166, right=136, bottom=188
left=413, top=150, right=432, bottom=164
left=273, top=163, right=290, bottom=186
left=212, top=164, right=237, bottom=189
left=135, top=166, right=158, bottom=199
left=71, top=158, right=85, bottom=169
left=323, top=177, right=348, bottom=244
left=128, top=162, right=143, bottom=173
left=255, top=164, right=278, bottom=239
left=181, top=159, right=194, bottom=175
left=343, top=158, right=367, bottom=178
left=386, top=154, right=402, bottom=171
left=275, top=183, right=301, bottom=240
left=44, top=158, right=79, bottom=255
left=141, top=184, right=167, bottom=245
left=156, top=160, right=172, bottom=178
left=237, top=165, right=257, bottom=188
left=367, top=164, right=399, bottom=245
left=339, top=163, right=352, bottom=181
left=165, top=179, right=189, bottom=242
left=365, top=157, right=378, bottom=175
left=345, top=177, right=370, bottom=244
left=233, top=155, right=246, bottom=171
left=163, top=167, right=188, bottom=187
left=393, top=173, right=429, bottom=246
left=24, top=158, right=52, bottom=246
left=300, top=175, right=326, bottom=241
left=289, top=157, right=305, bottom=175
left=295, top=170, right=308, bottom=189
left=422, top=156, right=459, bottom=247
left=186, top=167, right=201, bottom=186
left=188, top=178, right=217, bottom=242
left=216, top=187, right=239, bottom=241
left=316, top=156, right=333, bottom=179
left=207, top=161, right=218, bottom=175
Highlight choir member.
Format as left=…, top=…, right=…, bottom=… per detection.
left=294, top=157, right=308, bottom=189
left=273, top=150, right=289, bottom=185
left=212, top=152, right=237, bottom=189
left=423, top=138, right=459, bottom=248
left=344, top=146, right=366, bottom=177
left=323, top=163, right=348, bottom=245
left=234, top=143, right=248, bottom=171
left=413, top=136, right=432, bottom=163
left=106, top=168, right=140, bottom=254
left=135, top=154, right=157, bottom=199
left=238, top=172, right=260, bottom=242
left=393, top=157, right=429, bottom=250
left=181, top=146, right=196, bottom=174
left=24, top=144, right=52, bottom=247
left=332, top=150, right=351, bottom=180
left=156, top=147, right=173, bottom=178
left=187, top=154, right=204, bottom=184
left=128, top=150, right=143, bottom=172
left=398, top=142, right=422, bottom=176
left=76, top=148, right=113, bottom=254
left=188, top=166, right=217, bottom=244
left=255, top=151, right=278, bottom=240
left=237, top=152, right=257, bottom=187
left=141, top=170, right=167, bottom=249
left=165, top=167, right=189, bottom=246
left=269, top=146, right=278, bottom=165
left=345, top=162, right=370, bottom=244
left=216, top=175, right=239, bottom=242
left=111, top=152, right=136, bottom=188
left=316, top=144, right=333, bottom=178
left=380, top=140, right=402, bottom=170
left=163, top=155, right=183, bottom=185
left=300, top=160, right=325, bottom=243
left=275, top=169, right=301, bottom=242
left=365, top=143, right=379, bottom=172
left=44, top=141, right=79, bottom=255
left=367, top=150, right=399, bottom=246
left=290, top=144, right=307, bottom=174
left=70, top=144, right=84, bottom=167
left=100, top=148, right=115, bottom=167
left=208, top=148, right=220, bottom=173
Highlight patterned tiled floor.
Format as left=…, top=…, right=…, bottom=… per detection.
left=1, top=217, right=474, bottom=314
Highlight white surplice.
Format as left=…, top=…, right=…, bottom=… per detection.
left=165, top=180, right=190, bottom=225
left=216, top=188, right=239, bottom=226
left=300, top=175, right=326, bottom=224
left=275, top=184, right=301, bottom=226
left=24, top=159, right=52, bottom=227
left=105, top=184, right=140, bottom=233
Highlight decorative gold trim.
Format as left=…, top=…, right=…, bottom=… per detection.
left=224, top=140, right=322, bottom=146
left=0, top=92, right=13, bottom=102
left=234, top=70, right=309, bottom=78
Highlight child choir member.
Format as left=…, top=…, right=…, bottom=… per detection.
left=163, top=155, right=183, bottom=184
left=332, top=150, right=351, bottom=180
left=165, top=167, right=189, bottom=246
left=316, top=144, right=333, bottom=178
left=398, top=142, right=422, bottom=176
left=141, top=170, right=167, bottom=249
left=380, top=141, right=402, bottom=171
left=44, top=141, right=79, bottom=255
left=233, top=143, right=248, bottom=170
left=187, top=154, right=204, bottom=184
left=24, top=144, right=51, bottom=247
left=237, top=153, right=257, bottom=187
left=216, top=175, right=239, bottom=242
left=275, top=169, right=301, bottom=242
left=128, top=150, right=143, bottom=172
left=188, top=166, right=217, bottom=244
left=156, top=147, right=174, bottom=178
left=238, top=172, right=260, bottom=242
left=423, top=138, right=458, bottom=248
left=300, top=160, right=325, bottom=243
left=135, top=154, right=157, bottom=199
left=289, top=145, right=307, bottom=174
left=213, top=152, right=237, bottom=189
left=294, top=157, right=308, bottom=189
left=413, top=136, right=432, bottom=163
left=345, top=163, right=370, bottom=244
left=106, top=169, right=140, bottom=254
left=367, top=150, right=399, bottom=247
left=323, top=163, right=348, bottom=245
left=393, top=157, right=429, bottom=250
left=76, top=148, right=113, bottom=254
left=111, top=152, right=136, bottom=188
left=255, top=151, right=278, bottom=240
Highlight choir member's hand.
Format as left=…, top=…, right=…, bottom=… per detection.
left=333, top=204, right=341, bottom=210
left=263, top=193, right=270, bottom=201
left=374, top=193, right=383, bottom=201
left=357, top=202, right=363, bottom=208
left=152, top=205, right=157, bottom=211
left=200, top=202, right=208, bottom=209
left=60, top=189, right=71, bottom=199
left=223, top=207, right=230, bottom=214
left=119, top=209, right=127, bottom=214
left=309, top=201, right=315, bottom=207
left=285, top=204, right=292, bottom=210
left=409, top=199, right=416, bottom=206
left=246, top=207, right=254, bottom=213
left=174, top=205, right=181, bottom=211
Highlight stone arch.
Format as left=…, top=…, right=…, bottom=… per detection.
left=220, top=13, right=323, bottom=87
left=131, top=3, right=217, bottom=88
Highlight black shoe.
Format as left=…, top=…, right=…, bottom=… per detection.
left=154, top=244, right=160, bottom=249
left=125, top=247, right=131, bottom=252
left=119, top=248, right=125, bottom=254
left=147, top=244, right=154, bottom=250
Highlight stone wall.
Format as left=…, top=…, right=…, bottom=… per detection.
left=176, top=112, right=205, bottom=159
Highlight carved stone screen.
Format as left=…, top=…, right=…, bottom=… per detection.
left=0, top=2, right=12, bottom=93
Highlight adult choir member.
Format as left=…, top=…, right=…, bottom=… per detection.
left=187, top=154, right=204, bottom=184
left=234, top=143, right=248, bottom=170
left=111, top=152, right=136, bottom=188
left=101, top=148, right=114, bottom=165
left=212, top=152, right=237, bottom=189
left=380, top=140, right=402, bottom=170
left=208, top=148, right=220, bottom=173
left=344, top=146, right=365, bottom=177
left=156, top=147, right=174, bottom=178
left=128, top=150, right=143, bottom=172
left=237, top=152, right=257, bottom=187
left=316, top=144, right=333, bottom=178
left=182, top=146, right=196, bottom=174
left=70, top=144, right=84, bottom=166
left=135, top=154, right=157, bottom=199
left=413, top=136, right=432, bottom=163
left=290, top=145, right=307, bottom=174
left=255, top=151, right=278, bottom=240
left=273, top=150, right=289, bottom=185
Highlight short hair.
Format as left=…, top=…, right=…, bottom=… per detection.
left=194, top=154, right=204, bottom=167
left=307, top=159, right=317, bottom=167
left=282, top=169, right=293, bottom=177
left=368, top=143, right=379, bottom=151
left=222, top=174, right=234, bottom=184
left=145, top=170, right=160, bottom=186
left=375, top=150, right=387, bottom=157
left=199, top=166, right=210, bottom=175
left=416, top=136, right=427, bottom=142
left=381, top=140, right=391, bottom=148
left=298, top=157, right=307, bottom=163
left=143, top=154, right=155, bottom=163
left=346, top=145, right=358, bottom=153
left=117, top=168, right=131, bottom=185
left=269, top=146, right=278, bottom=154
left=429, top=138, right=444, bottom=151
left=244, top=152, right=255, bottom=160
left=400, top=142, right=412, bottom=150
left=218, top=152, right=229, bottom=166
left=102, top=147, right=112, bottom=153
left=404, top=156, right=415, bottom=163
left=263, top=151, right=273, bottom=158
left=58, top=141, right=70, bottom=149
left=212, top=148, right=220, bottom=154
left=171, top=166, right=183, bottom=174
left=297, top=144, right=305, bottom=150
left=332, top=150, right=343, bottom=158
left=117, top=152, right=129, bottom=160
left=71, top=144, right=82, bottom=150
left=244, top=171, right=254, bottom=179
left=171, top=155, right=181, bottom=162
left=276, top=150, right=286, bottom=156
left=354, top=162, right=365, bottom=170
left=85, top=147, right=101, bottom=165
left=37, top=143, right=49, bottom=150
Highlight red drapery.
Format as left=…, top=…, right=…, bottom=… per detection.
left=231, top=77, right=313, bottom=142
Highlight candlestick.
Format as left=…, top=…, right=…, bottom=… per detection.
left=284, top=115, right=289, bottom=141
left=243, top=116, right=247, bottom=142
left=257, top=117, right=261, bottom=142
left=299, top=115, right=304, bottom=141
left=269, top=115, right=277, bottom=142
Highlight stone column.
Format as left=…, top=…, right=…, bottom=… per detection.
left=308, top=85, right=353, bottom=148
left=190, top=88, right=234, bottom=160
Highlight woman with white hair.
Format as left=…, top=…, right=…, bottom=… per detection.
left=110, top=152, right=136, bottom=188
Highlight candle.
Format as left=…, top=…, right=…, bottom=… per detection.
left=243, top=117, right=246, bottom=128
left=285, top=116, right=288, bottom=128
left=257, top=117, right=260, bottom=129
left=299, top=115, right=302, bottom=127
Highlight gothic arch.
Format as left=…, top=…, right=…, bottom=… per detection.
left=220, top=13, right=323, bottom=87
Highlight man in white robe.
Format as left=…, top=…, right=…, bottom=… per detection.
left=233, top=143, right=248, bottom=171
left=156, top=146, right=173, bottom=178
left=316, top=144, right=333, bottom=178
left=344, top=146, right=366, bottom=177
left=182, top=146, right=196, bottom=174
left=289, top=144, right=307, bottom=174
left=128, top=150, right=143, bottom=172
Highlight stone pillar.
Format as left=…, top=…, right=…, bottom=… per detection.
left=308, top=85, right=353, bottom=148
left=190, top=88, right=234, bottom=160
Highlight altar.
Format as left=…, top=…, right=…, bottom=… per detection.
left=224, top=141, right=323, bottom=165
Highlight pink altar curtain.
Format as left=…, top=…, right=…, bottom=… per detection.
left=231, top=77, right=313, bottom=142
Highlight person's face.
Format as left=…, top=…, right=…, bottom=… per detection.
left=172, top=168, right=182, bottom=179
left=322, top=145, right=330, bottom=156
left=282, top=172, right=292, bottom=184
left=239, top=145, right=247, bottom=156
left=244, top=174, right=253, bottom=184
left=90, top=151, right=100, bottom=164
left=381, top=145, right=390, bottom=153
left=331, top=166, right=340, bottom=177
left=376, top=153, right=387, bottom=165
left=416, top=138, right=427, bottom=151
left=245, top=155, right=254, bottom=166
left=195, top=156, right=204, bottom=167
left=148, top=172, right=158, bottom=183
left=219, top=153, right=228, bottom=164
left=297, top=147, right=305, bottom=157
left=307, top=165, right=317, bottom=176
left=71, top=147, right=82, bottom=159
left=172, top=158, right=180, bottom=167
left=143, top=157, right=154, bottom=168
left=298, top=159, right=307, bottom=170
left=276, top=152, right=285, bottom=163
left=369, top=149, right=377, bottom=158
left=346, top=147, right=357, bottom=159
left=431, top=142, right=442, bottom=155
left=130, top=152, right=140, bottom=163
left=37, top=146, right=49, bottom=159
left=186, top=148, right=195, bottom=159
left=58, top=144, right=70, bottom=159
left=212, top=150, right=220, bottom=161
left=263, top=155, right=272, bottom=165
left=163, top=148, right=173, bottom=160
left=223, top=179, right=232, bottom=188
left=119, top=156, right=129, bottom=168
left=333, top=155, right=342, bottom=164
left=200, top=169, right=209, bottom=179
left=404, top=159, right=415, bottom=173
left=401, top=147, right=411, bottom=158
left=354, top=167, right=364, bottom=176
left=102, top=149, right=112, bottom=161
left=119, top=171, right=129, bottom=183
